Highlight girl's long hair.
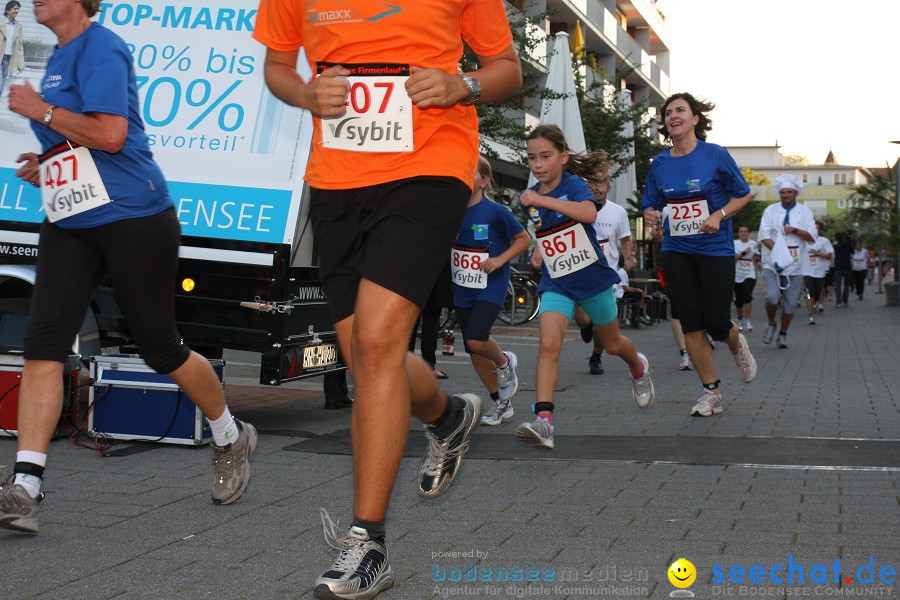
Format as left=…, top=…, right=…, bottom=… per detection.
left=526, top=124, right=611, bottom=190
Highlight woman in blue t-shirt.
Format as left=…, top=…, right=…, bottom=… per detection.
left=452, top=156, right=530, bottom=426
left=516, top=125, right=655, bottom=450
left=640, top=92, right=757, bottom=418
left=2, top=0, right=256, bottom=532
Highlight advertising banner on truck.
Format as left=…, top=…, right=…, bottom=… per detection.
left=0, top=0, right=314, bottom=247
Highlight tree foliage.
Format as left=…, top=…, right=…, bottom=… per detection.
left=783, top=154, right=810, bottom=166
left=847, top=173, right=899, bottom=255
left=741, top=167, right=770, bottom=186
left=462, top=3, right=665, bottom=196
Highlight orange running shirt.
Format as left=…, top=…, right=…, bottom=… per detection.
left=253, top=0, right=513, bottom=190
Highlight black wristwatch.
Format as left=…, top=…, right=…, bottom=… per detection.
left=458, top=73, right=481, bottom=106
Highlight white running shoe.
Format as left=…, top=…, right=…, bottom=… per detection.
left=516, top=417, right=554, bottom=449
left=631, top=352, right=654, bottom=409
left=733, top=333, right=757, bottom=383
left=496, top=351, right=519, bottom=401
left=678, top=353, right=693, bottom=371
left=776, top=333, right=788, bottom=349
left=763, top=323, right=776, bottom=344
left=691, top=390, right=723, bottom=417
left=480, top=399, right=513, bottom=426
left=744, top=319, right=753, bottom=331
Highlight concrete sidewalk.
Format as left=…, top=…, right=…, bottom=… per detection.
left=1, top=290, right=898, bottom=599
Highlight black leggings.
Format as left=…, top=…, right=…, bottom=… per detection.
left=662, top=251, right=735, bottom=341
left=24, top=209, right=191, bottom=373
left=852, top=270, right=866, bottom=298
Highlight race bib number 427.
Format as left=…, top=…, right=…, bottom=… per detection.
left=318, top=62, right=413, bottom=153
left=40, top=143, right=112, bottom=223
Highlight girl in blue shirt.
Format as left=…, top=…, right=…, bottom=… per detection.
left=452, top=157, right=530, bottom=426
left=516, top=125, right=655, bottom=450
left=641, top=92, right=756, bottom=418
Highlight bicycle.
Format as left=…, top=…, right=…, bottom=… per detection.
left=497, top=267, right=540, bottom=325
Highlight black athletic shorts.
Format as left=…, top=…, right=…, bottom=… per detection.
left=309, top=177, right=469, bottom=323
left=455, top=301, right=502, bottom=354
left=733, top=278, right=756, bottom=307
left=662, top=251, right=735, bottom=341
left=804, top=276, right=824, bottom=302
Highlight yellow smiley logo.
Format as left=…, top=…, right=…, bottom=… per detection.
left=668, top=558, right=696, bottom=588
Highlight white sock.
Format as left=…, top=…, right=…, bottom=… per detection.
left=208, top=408, right=239, bottom=447
left=14, top=450, right=47, bottom=498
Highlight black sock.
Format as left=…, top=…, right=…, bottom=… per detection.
left=591, top=352, right=603, bottom=361
left=428, top=394, right=464, bottom=438
left=779, top=331, right=787, bottom=336
left=679, top=349, right=687, bottom=357
left=489, top=391, right=500, bottom=401
left=352, top=516, right=386, bottom=543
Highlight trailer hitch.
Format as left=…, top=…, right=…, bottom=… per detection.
left=240, top=296, right=296, bottom=314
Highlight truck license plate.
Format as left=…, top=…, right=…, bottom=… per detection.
left=303, top=343, right=337, bottom=369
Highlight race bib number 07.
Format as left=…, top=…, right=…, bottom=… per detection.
left=667, top=196, right=710, bottom=236
left=537, top=220, right=599, bottom=279
left=40, top=142, right=112, bottom=223
left=318, top=62, right=413, bottom=153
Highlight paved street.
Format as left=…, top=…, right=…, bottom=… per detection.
left=1, top=288, right=898, bottom=599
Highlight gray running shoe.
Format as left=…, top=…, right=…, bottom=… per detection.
left=211, top=419, right=258, bottom=505
left=315, top=509, right=394, bottom=600
left=763, top=323, right=776, bottom=344
left=777, top=333, right=788, bottom=349
left=691, top=390, right=723, bottom=417
left=631, top=352, right=655, bottom=409
left=588, top=354, right=604, bottom=375
left=733, top=333, right=757, bottom=383
left=418, top=394, right=482, bottom=498
left=481, top=399, right=513, bottom=426
left=0, top=480, right=42, bottom=534
left=496, top=352, right=519, bottom=401
left=516, top=417, right=554, bottom=449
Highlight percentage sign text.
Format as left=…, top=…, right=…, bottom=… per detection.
left=161, top=46, right=192, bottom=72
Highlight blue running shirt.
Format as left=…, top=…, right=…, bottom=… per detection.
left=529, top=172, right=620, bottom=301
left=32, top=23, right=171, bottom=228
left=452, top=197, right=525, bottom=308
left=641, top=140, right=750, bottom=257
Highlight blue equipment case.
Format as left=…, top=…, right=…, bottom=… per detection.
left=88, top=355, right=221, bottom=446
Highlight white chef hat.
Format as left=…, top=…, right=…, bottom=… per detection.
left=771, top=174, right=803, bottom=196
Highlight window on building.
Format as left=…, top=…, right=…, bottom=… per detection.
left=838, top=199, right=846, bottom=209
left=802, top=173, right=808, bottom=183
left=833, top=173, right=847, bottom=184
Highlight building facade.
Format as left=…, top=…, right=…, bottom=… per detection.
left=727, top=146, right=871, bottom=218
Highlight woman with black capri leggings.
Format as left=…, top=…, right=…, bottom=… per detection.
left=641, top=92, right=757, bottom=417
left=1, top=0, right=256, bottom=534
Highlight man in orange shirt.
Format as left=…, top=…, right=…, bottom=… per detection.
left=254, top=2, right=521, bottom=598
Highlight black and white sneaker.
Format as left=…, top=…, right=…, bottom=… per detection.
left=315, top=510, right=394, bottom=600
left=418, top=394, right=482, bottom=498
